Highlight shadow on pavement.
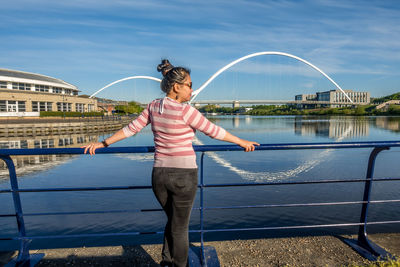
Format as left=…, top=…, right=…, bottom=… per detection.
left=1, top=245, right=161, bottom=267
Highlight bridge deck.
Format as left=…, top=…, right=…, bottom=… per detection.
left=191, top=100, right=362, bottom=105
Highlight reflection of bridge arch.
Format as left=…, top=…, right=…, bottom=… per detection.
left=189, top=51, right=353, bottom=104
left=89, top=76, right=161, bottom=98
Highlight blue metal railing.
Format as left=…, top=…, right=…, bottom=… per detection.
left=1, top=141, right=400, bottom=266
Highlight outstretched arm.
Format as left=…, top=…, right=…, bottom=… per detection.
left=222, top=131, right=259, bottom=152
left=82, top=128, right=127, bottom=155
left=83, top=105, right=151, bottom=155
left=183, top=105, right=259, bottom=152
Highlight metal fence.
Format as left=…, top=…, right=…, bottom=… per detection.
left=1, top=141, right=400, bottom=266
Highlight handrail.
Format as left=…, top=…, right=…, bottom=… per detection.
left=1, top=141, right=399, bottom=266
left=1, top=140, right=400, bottom=155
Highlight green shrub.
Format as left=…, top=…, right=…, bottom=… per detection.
left=114, top=101, right=144, bottom=114
left=372, top=92, right=400, bottom=104
left=387, top=105, right=400, bottom=115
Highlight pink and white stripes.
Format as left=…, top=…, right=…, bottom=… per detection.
left=123, top=97, right=226, bottom=168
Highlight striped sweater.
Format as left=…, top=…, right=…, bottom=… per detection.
left=122, top=97, right=226, bottom=168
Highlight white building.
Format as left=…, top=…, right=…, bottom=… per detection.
left=0, top=68, right=97, bottom=117
left=295, top=89, right=370, bottom=108
left=317, top=90, right=370, bottom=107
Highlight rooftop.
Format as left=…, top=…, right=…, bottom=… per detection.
left=0, top=68, right=77, bottom=90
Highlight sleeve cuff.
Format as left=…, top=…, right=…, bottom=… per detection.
left=215, top=128, right=226, bottom=140
left=122, top=126, right=135, bottom=138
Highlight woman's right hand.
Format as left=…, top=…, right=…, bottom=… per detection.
left=238, top=139, right=260, bottom=152
left=222, top=131, right=259, bottom=152
left=82, top=142, right=105, bottom=155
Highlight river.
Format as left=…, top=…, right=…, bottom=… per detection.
left=0, top=115, right=399, bottom=249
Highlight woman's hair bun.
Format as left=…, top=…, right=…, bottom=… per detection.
left=157, top=59, right=174, bottom=76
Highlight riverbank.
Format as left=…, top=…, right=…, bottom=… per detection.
left=198, top=104, right=400, bottom=116
left=0, top=116, right=133, bottom=124
left=0, top=116, right=134, bottom=137
left=1, top=233, right=398, bottom=266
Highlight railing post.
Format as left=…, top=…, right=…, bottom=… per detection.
left=343, top=146, right=395, bottom=261
left=189, top=152, right=220, bottom=267
left=200, top=152, right=206, bottom=266
left=1, top=155, right=44, bottom=267
left=358, top=147, right=388, bottom=243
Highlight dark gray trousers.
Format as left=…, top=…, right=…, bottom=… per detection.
left=152, top=167, right=198, bottom=267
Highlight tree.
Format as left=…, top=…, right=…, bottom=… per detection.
left=114, top=101, right=143, bottom=114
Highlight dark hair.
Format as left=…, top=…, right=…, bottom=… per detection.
left=157, top=59, right=190, bottom=94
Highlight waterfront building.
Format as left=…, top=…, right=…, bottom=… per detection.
left=317, top=89, right=370, bottom=107
left=0, top=68, right=97, bottom=117
left=295, top=93, right=318, bottom=109
left=295, top=89, right=370, bottom=108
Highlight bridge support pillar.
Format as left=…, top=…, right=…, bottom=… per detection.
left=232, top=101, right=240, bottom=109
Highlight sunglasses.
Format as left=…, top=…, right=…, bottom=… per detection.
left=178, top=82, right=192, bottom=89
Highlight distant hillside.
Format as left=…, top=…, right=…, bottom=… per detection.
left=371, top=92, right=400, bottom=104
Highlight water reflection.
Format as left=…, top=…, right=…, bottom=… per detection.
left=375, top=117, right=400, bottom=132
left=2, top=116, right=400, bottom=182
left=0, top=133, right=107, bottom=179
left=294, top=117, right=369, bottom=139
left=232, top=116, right=253, bottom=128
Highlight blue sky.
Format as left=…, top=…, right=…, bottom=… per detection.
left=1, top=0, right=399, bottom=102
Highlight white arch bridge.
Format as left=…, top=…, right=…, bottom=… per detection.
left=90, top=51, right=354, bottom=105
left=191, top=99, right=361, bottom=108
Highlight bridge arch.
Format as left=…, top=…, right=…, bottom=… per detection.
left=189, top=51, right=352, bottom=104
left=89, top=52, right=351, bottom=105
left=89, top=76, right=161, bottom=98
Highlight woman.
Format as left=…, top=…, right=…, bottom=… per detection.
left=83, top=59, right=259, bottom=267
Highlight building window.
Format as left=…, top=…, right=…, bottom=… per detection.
left=76, top=103, right=84, bottom=112
left=35, top=85, right=49, bottom=92
left=0, top=81, right=7, bottom=89
left=12, top=82, right=31, bottom=91
left=7, top=101, right=16, bottom=112
left=0, top=100, right=26, bottom=112
left=18, top=101, right=26, bottom=112
left=32, top=101, right=38, bottom=112
left=40, top=102, right=46, bottom=111
left=64, top=89, right=72, bottom=95
left=0, top=101, right=6, bottom=112
left=57, top=102, right=71, bottom=112
left=53, top=87, right=62, bottom=94
left=73, top=91, right=78, bottom=96
left=88, top=104, right=95, bottom=112
left=32, top=102, right=52, bottom=112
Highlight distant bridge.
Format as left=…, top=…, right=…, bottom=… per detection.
left=91, top=51, right=354, bottom=106
left=191, top=100, right=361, bottom=108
